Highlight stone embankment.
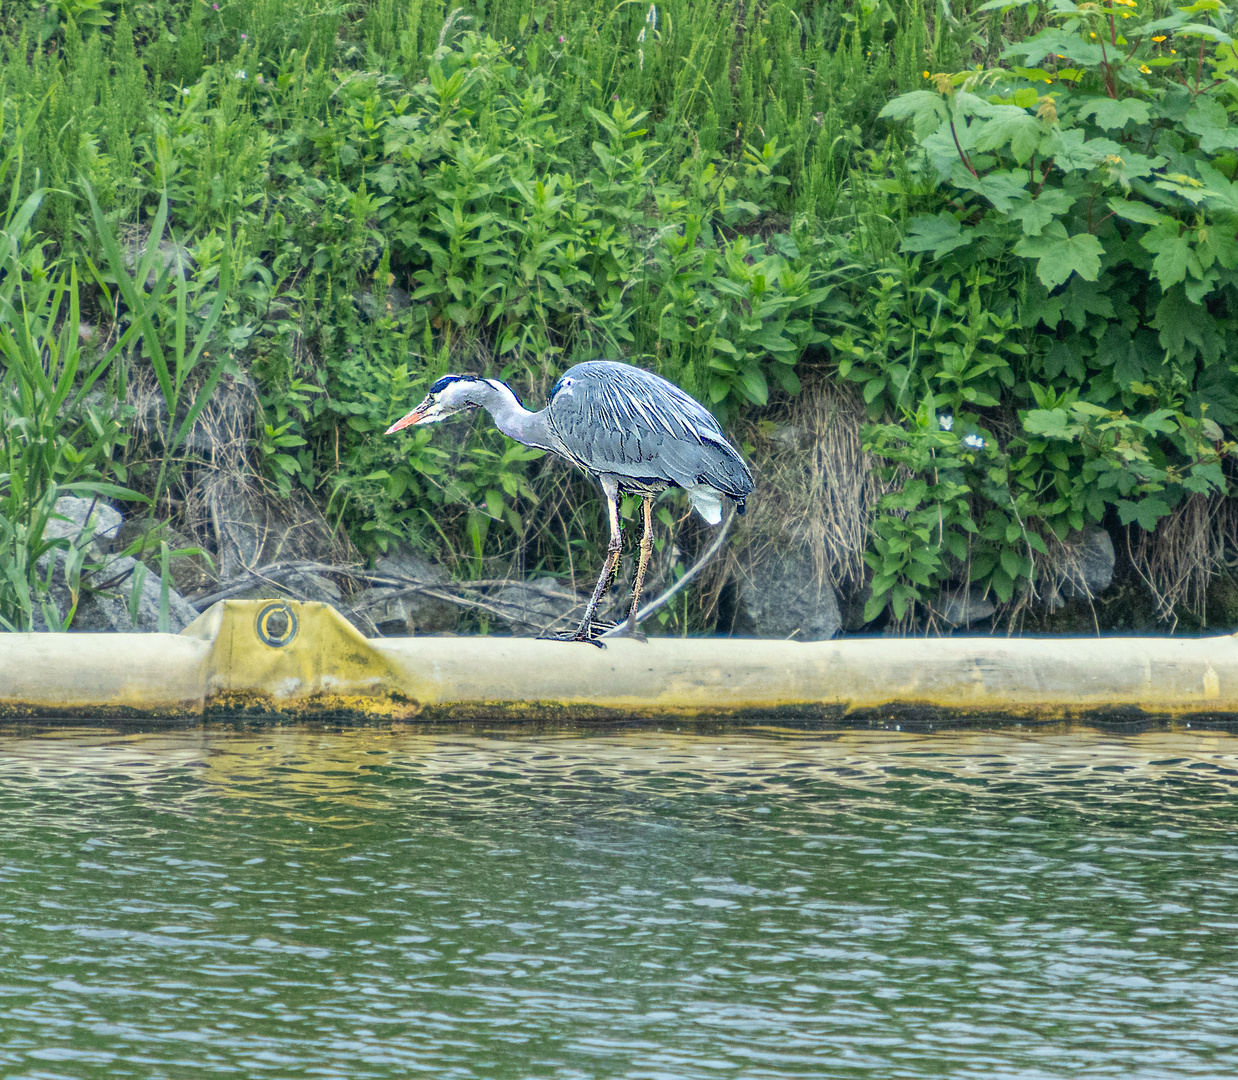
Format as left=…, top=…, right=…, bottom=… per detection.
left=32, top=495, right=1125, bottom=639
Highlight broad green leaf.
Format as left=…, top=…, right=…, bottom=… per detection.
left=1009, top=188, right=1074, bottom=236
left=1140, top=222, right=1198, bottom=288
left=1041, top=129, right=1124, bottom=173
left=1013, top=222, right=1104, bottom=288
left=972, top=108, right=1043, bottom=164
left=1077, top=98, right=1150, bottom=131
left=899, top=213, right=976, bottom=258
left=951, top=165, right=1030, bottom=213
left=1002, top=30, right=1102, bottom=67
left=1105, top=197, right=1170, bottom=226
left=1184, top=97, right=1234, bottom=154
left=1196, top=161, right=1238, bottom=214
left=1173, top=21, right=1233, bottom=43
left=878, top=92, right=950, bottom=139
left=1116, top=496, right=1170, bottom=531
left=1022, top=407, right=1076, bottom=439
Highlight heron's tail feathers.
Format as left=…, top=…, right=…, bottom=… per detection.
left=695, top=434, right=755, bottom=502
left=686, top=485, right=724, bottom=525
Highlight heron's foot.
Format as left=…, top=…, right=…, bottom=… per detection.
left=539, top=618, right=616, bottom=647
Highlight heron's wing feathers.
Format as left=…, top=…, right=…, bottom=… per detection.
left=546, top=361, right=753, bottom=499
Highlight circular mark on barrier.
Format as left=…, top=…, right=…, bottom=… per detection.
left=256, top=602, right=299, bottom=648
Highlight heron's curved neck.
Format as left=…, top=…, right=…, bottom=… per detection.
left=477, top=380, right=554, bottom=451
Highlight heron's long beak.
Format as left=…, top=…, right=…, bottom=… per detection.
left=387, top=393, right=441, bottom=433
left=385, top=407, right=427, bottom=435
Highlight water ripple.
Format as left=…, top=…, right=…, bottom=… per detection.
left=0, top=728, right=1235, bottom=1078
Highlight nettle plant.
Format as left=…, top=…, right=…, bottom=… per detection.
left=858, top=0, right=1238, bottom=624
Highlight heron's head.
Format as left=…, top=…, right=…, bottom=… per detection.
left=386, top=375, right=488, bottom=433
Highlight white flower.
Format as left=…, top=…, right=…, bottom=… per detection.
left=235, top=70, right=247, bottom=79
left=963, top=433, right=986, bottom=449
left=939, top=414, right=953, bottom=431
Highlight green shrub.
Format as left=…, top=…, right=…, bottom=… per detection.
left=844, top=0, right=1238, bottom=623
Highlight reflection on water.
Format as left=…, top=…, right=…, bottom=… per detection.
left=0, top=727, right=1236, bottom=1079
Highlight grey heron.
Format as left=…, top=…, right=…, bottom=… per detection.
left=386, top=360, right=754, bottom=643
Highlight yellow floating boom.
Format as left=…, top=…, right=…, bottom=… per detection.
left=0, top=599, right=1235, bottom=724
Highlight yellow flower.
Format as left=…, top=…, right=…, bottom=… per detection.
left=1090, top=31, right=1097, bottom=37
left=923, top=70, right=930, bottom=78
left=1139, top=63, right=1151, bottom=73
left=1171, top=48, right=1177, bottom=54
left=1152, top=34, right=1166, bottom=41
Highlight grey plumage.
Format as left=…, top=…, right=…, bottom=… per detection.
left=542, top=361, right=753, bottom=519
left=387, top=358, right=753, bottom=641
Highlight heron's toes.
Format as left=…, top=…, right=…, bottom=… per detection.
left=539, top=619, right=615, bottom=647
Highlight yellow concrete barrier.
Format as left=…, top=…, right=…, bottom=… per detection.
left=1, top=599, right=1236, bottom=724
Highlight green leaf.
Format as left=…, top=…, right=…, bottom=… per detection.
left=1116, top=496, right=1170, bottom=531
left=1173, top=21, right=1234, bottom=44
left=863, top=592, right=888, bottom=623
left=739, top=367, right=769, bottom=405
left=951, top=166, right=1031, bottom=213
left=1183, top=97, right=1234, bottom=154
left=991, top=567, right=1014, bottom=603
left=1013, top=222, right=1104, bottom=288
left=1009, top=188, right=1074, bottom=237
left=1022, top=407, right=1076, bottom=439
left=972, top=108, right=1043, bottom=164
left=1077, top=98, right=1151, bottom=132
left=1139, top=222, right=1197, bottom=288
left=1002, top=30, right=1104, bottom=68
left=900, top=213, right=976, bottom=258
left=1042, top=129, right=1124, bottom=173
left=1105, top=197, right=1170, bottom=226
left=879, top=91, right=950, bottom=139
left=1000, top=548, right=1022, bottom=580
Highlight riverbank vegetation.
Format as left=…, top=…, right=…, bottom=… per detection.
left=1, top=0, right=1235, bottom=634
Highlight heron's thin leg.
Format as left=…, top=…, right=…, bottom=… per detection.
left=616, top=497, right=654, bottom=637
left=568, top=480, right=623, bottom=644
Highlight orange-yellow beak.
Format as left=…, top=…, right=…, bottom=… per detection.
left=385, top=405, right=428, bottom=434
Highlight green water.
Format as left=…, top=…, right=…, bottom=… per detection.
left=1, top=728, right=1237, bottom=1079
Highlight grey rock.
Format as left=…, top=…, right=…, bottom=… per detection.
left=282, top=569, right=342, bottom=603
left=347, top=586, right=460, bottom=636
left=207, top=475, right=341, bottom=580
left=492, top=578, right=576, bottom=636
left=69, top=556, right=200, bottom=633
left=115, top=521, right=216, bottom=597
left=34, top=554, right=198, bottom=633
left=937, top=589, right=996, bottom=627
left=375, top=547, right=449, bottom=586
left=1059, top=526, right=1115, bottom=599
left=43, top=497, right=122, bottom=557
left=215, top=569, right=345, bottom=607
left=1042, top=525, right=1117, bottom=613
left=33, top=498, right=199, bottom=632
left=352, top=547, right=460, bottom=635
left=739, top=553, right=841, bottom=641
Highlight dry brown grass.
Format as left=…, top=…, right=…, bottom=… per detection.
left=738, top=380, right=886, bottom=594
left=1127, top=493, right=1238, bottom=629
left=126, top=363, right=353, bottom=588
